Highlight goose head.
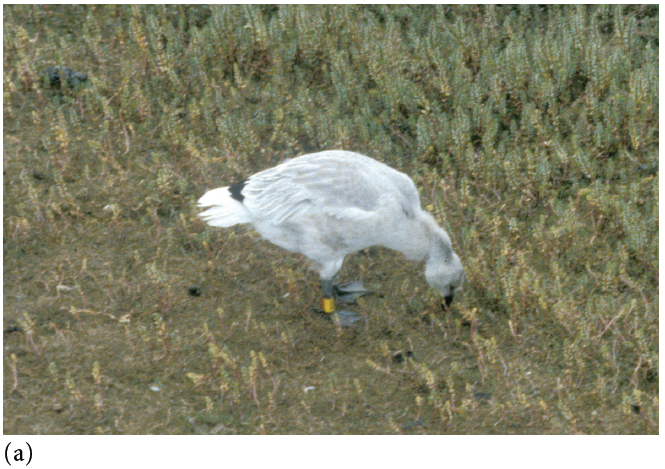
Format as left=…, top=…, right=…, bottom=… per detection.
left=425, top=251, right=465, bottom=307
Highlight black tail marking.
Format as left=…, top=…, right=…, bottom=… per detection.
left=229, top=180, right=246, bottom=203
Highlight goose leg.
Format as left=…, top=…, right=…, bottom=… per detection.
left=321, top=279, right=335, bottom=314
left=320, top=280, right=374, bottom=311
left=320, top=279, right=368, bottom=327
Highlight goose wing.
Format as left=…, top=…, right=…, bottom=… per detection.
left=242, top=151, right=421, bottom=224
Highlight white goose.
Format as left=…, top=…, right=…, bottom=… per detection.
left=198, top=150, right=464, bottom=321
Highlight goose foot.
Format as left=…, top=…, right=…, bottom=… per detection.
left=332, top=309, right=364, bottom=327
left=333, top=281, right=374, bottom=304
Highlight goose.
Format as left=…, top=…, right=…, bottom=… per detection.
left=198, top=150, right=464, bottom=322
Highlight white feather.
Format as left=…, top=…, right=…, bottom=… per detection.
left=198, top=187, right=251, bottom=227
left=198, top=150, right=464, bottom=301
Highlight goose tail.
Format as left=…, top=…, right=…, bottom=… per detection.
left=198, top=186, right=252, bottom=227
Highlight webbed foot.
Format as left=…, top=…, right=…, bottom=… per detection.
left=333, top=281, right=374, bottom=304
left=332, top=309, right=364, bottom=327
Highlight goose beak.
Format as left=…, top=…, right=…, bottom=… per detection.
left=442, top=293, right=454, bottom=308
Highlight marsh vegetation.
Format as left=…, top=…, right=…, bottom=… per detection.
left=3, top=5, right=658, bottom=434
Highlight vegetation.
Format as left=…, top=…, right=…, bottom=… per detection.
left=3, top=5, right=658, bottom=434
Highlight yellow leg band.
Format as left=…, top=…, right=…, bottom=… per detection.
left=321, top=297, right=334, bottom=314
